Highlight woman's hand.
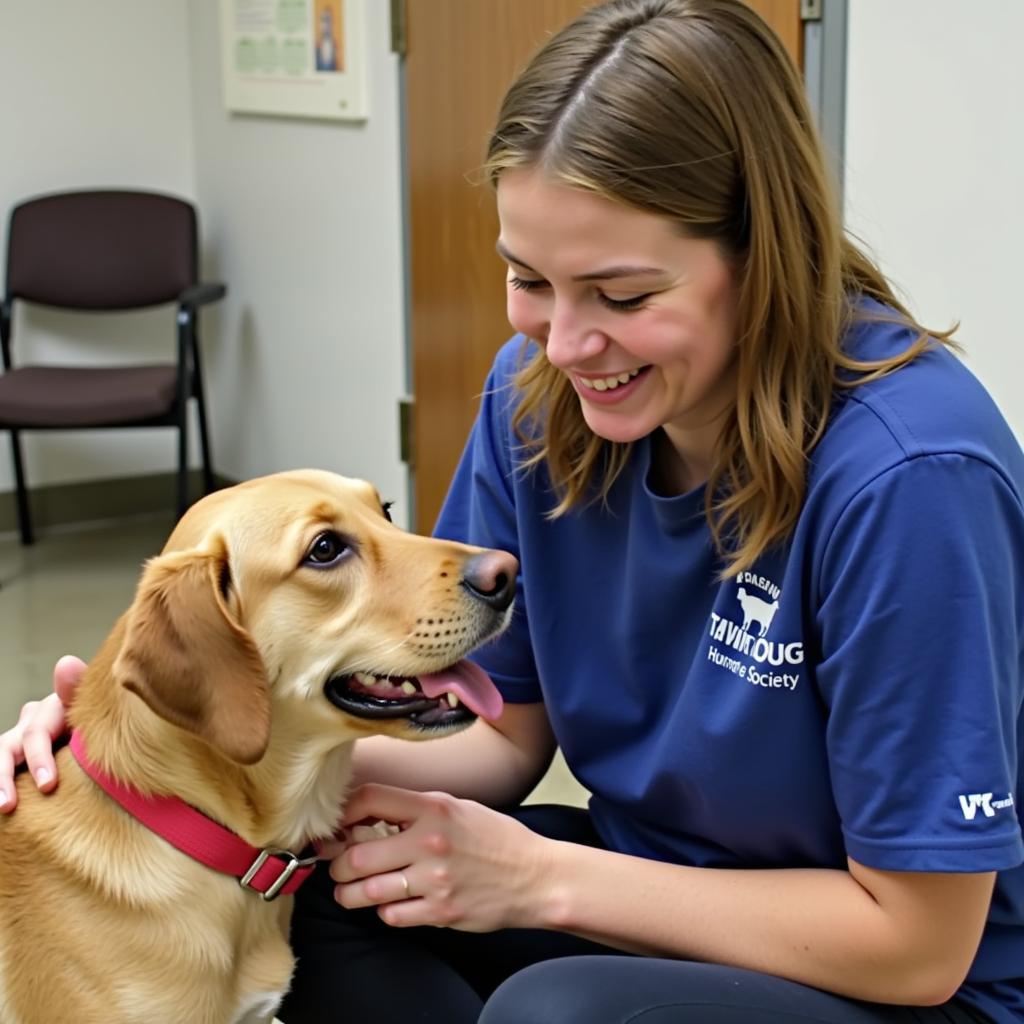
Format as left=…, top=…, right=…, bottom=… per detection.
left=0, top=655, right=86, bottom=811
left=324, top=783, right=555, bottom=932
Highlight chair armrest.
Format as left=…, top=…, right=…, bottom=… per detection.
left=178, top=282, right=227, bottom=309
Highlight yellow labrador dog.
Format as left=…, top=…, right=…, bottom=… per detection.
left=0, top=470, right=516, bottom=1024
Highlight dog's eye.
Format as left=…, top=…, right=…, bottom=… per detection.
left=304, top=531, right=350, bottom=567
left=382, top=501, right=394, bottom=523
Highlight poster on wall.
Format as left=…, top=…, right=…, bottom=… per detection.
left=220, top=0, right=367, bottom=121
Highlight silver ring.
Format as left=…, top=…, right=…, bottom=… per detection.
left=398, top=870, right=410, bottom=899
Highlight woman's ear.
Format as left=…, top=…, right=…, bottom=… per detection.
left=113, top=537, right=271, bottom=764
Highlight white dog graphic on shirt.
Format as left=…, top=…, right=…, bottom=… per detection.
left=736, top=587, right=779, bottom=637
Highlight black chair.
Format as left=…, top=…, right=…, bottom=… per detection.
left=0, top=189, right=225, bottom=545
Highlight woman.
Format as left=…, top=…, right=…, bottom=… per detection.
left=3, top=2, right=1022, bottom=1021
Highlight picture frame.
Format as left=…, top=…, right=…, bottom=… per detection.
left=220, top=0, right=368, bottom=121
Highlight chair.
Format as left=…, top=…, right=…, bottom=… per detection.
left=0, top=189, right=225, bottom=545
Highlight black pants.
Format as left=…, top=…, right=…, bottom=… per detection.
left=278, top=805, right=992, bottom=1024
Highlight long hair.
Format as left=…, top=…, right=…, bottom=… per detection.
left=485, top=0, right=955, bottom=576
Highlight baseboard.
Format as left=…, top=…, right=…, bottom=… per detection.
left=0, top=471, right=237, bottom=537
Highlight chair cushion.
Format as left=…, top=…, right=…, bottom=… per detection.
left=0, top=365, right=179, bottom=427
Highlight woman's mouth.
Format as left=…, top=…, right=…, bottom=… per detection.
left=573, top=365, right=651, bottom=403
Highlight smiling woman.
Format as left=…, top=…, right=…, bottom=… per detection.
left=281, top=2, right=1024, bottom=1021
left=496, top=170, right=742, bottom=491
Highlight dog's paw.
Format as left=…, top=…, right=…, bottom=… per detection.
left=348, top=819, right=401, bottom=843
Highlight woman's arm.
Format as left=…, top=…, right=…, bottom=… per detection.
left=333, top=790, right=994, bottom=1008
left=348, top=700, right=557, bottom=808
left=537, top=841, right=994, bottom=1006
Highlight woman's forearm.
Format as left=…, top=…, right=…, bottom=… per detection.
left=349, top=704, right=556, bottom=807
left=533, top=839, right=994, bottom=1007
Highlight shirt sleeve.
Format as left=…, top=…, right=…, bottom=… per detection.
left=433, top=338, right=544, bottom=703
left=816, top=453, right=1024, bottom=872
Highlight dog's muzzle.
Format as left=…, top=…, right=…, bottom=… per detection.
left=324, top=659, right=503, bottom=727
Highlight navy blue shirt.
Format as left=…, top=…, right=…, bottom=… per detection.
left=435, top=306, right=1024, bottom=1022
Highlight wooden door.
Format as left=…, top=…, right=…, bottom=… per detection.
left=404, top=1, right=803, bottom=535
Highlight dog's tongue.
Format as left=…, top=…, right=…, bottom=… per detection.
left=418, top=660, right=504, bottom=721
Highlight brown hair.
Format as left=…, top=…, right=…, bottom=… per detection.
left=485, top=0, right=954, bottom=575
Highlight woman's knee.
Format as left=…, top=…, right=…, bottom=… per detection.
left=477, top=955, right=936, bottom=1024
left=479, top=956, right=628, bottom=1024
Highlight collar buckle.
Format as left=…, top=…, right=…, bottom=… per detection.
left=240, top=847, right=318, bottom=902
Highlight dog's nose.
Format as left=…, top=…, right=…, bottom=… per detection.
left=461, top=550, right=518, bottom=611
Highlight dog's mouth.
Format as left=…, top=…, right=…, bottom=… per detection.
left=323, top=660, right=503, bottom=728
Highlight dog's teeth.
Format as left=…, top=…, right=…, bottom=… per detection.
left=446, top=692, right=459, bottom=708
left=400, top=681, right=418, bottom=695
left=354, top=671, right=378, bottom=686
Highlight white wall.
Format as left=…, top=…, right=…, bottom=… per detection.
left=844, top=0, right=1024, bottom=439
left=0, top=1, right=195, bottom=489
left=186, top=0, right=409, bottom=522
left=0, top=1, right=409, bottom=525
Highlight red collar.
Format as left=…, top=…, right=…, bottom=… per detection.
left=69, top=729, right=317, bottom=901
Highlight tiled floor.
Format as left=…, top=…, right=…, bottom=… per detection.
left=0, top=515, right=587, bottom=806
left=0, top=514, right=175, bottom=719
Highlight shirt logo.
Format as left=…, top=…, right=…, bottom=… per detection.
left=706, top=573, right=803, bottom=692
left=958, top=792, right=1014, bottom=821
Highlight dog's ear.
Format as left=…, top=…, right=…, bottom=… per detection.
left=113, top=538, right=271, bottom=764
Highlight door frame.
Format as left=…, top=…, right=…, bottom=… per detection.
left=803, top=0, right=849, bottom=197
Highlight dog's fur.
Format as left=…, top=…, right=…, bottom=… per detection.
left=0, top=470, right=516, bottom=1024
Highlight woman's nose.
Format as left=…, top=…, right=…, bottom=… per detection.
left=544, top=304, right=607, bottom=368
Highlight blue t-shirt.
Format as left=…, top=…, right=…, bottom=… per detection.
left=434, top=307, right=1024, bottom=1023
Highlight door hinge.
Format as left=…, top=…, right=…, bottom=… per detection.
left=800, top=0, right=822, bottom=21
left=390, top=0, right=407, bottom=57
left=398, top=397, right=414, bottom=467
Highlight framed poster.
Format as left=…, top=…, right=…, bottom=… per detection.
left=220, top=0, right=367, bottom=121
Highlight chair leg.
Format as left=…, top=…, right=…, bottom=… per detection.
left=176, top=318, right=191, bottom=519
left=176, top=413, right=189, bottom=519
left=9, top=429, right=34, bottom=546
left=191, top=341, right=215, bottom=495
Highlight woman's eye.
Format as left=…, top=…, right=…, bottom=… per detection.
left=511, top=274, right=649, bottom=312
left=599, top=292, right=651, bottom=312
left=304, top=531, right=350, bottom=567
left=509, top=276, right=547, bottom=292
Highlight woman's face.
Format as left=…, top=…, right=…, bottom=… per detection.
left=496, top=167, right=741, bottom=480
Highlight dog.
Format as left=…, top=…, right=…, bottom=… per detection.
left=0, top=470, right=517, bottom=1024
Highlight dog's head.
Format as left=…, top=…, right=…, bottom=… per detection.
left=110, top=470, right=517, bottom=765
